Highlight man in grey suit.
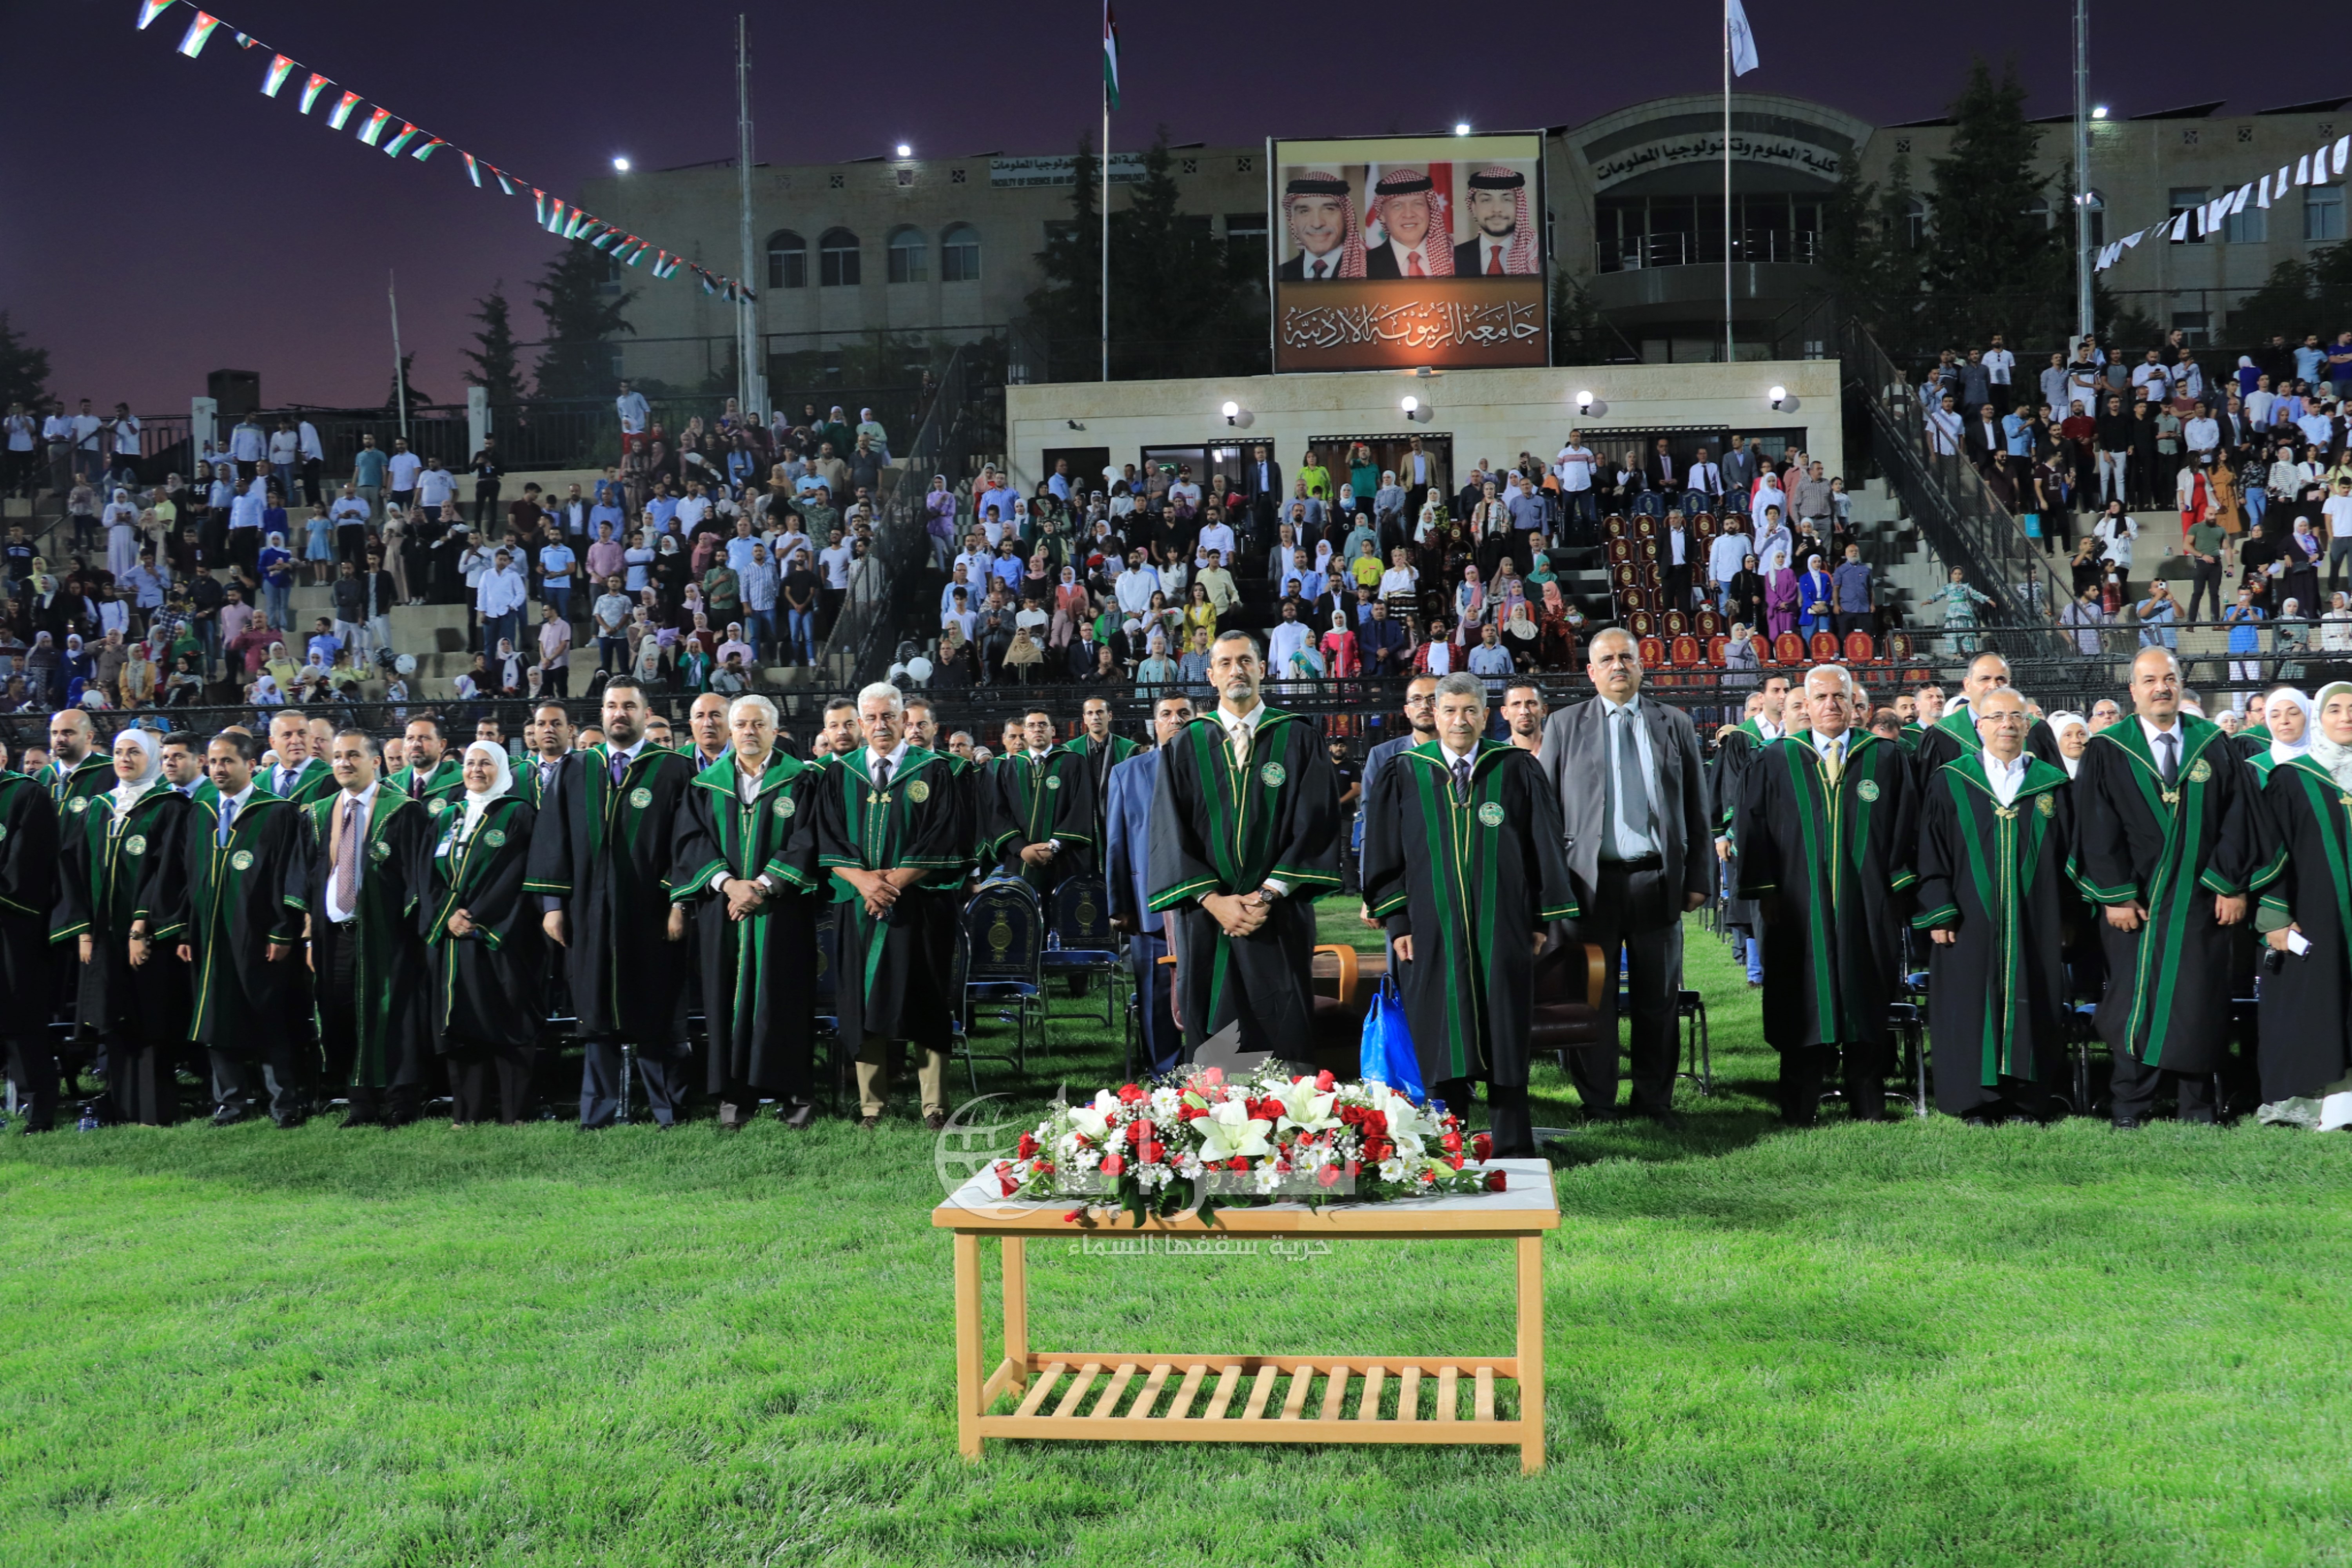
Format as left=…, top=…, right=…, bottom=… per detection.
left=1106, top=692, right=1194, bottom=1075
left=1535, top=627, right=1714, bottom=1125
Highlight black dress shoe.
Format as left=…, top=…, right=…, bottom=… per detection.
left=209, top=1107, right=247, bottom=1127
left=782, top=1101, right=817, bottom=1129
left=924, top=1110, right=949, bottom=1132
left=2111, top=1115, right=2144, bottom=1130
left=858, top=1115, right=881, bottom=1131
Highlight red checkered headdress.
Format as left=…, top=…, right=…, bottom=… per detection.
left=1466, top=165, right=1535, bottom=275
left=1283, top=170, right=1365, bottom=279
left=1370, top=166, right=1454, bottom=276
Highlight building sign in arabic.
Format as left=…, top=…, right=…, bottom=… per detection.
left=990, top=153, right=1147, bottom=187
left=1590, top=134, right=1843, bottom=191
left=1273, top=279, right=1549, bottom=372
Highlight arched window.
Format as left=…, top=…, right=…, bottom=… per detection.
left=766, top=229, right=806, bottom=289
left=941, top=223, right=982, bottom=283
left=1903, top=197, right=1929, bottom=250
left=887, top=227, right=928, bottom=284
left=2024, top=196, right=2052, bottom=231
left=819, top=228, right=860, bottom=287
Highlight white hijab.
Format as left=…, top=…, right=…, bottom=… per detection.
left=2047, top=711, right=2089, bottom=779
left=2265, top=688, right=2316, bottom=766
left=2302, top=684, right=2352, bottom=788
left=108, top=729, right=162, bottom=815
left=456, top=740, right=512, bottom=843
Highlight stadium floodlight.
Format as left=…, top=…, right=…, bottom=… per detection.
left=1453, top=122, right=1471, bottom=136
left=896, top=143, right=913, bottom=158
left=612, top=156, right=632, bottom=172
left=2090, top=105, right=2108, bottom=120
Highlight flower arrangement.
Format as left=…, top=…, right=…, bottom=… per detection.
left=989, top=1063, right=1506, bottom=1227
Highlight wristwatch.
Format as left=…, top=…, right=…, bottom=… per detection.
left=1251, top=886, right=1278, bottom=908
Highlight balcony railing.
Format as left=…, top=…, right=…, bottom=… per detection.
left=1595, top=229, right=1820, bottom=273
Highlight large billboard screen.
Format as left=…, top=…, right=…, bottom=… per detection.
left=1269, top=133, right=1548, bottom=374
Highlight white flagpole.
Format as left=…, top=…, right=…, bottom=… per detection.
left=389, top=269, right=409, bottom=446
left=1102, top=95, right=1110, bottom=383
left=1723, top=0, right=1734, bottom=365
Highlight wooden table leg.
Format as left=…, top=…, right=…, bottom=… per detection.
left=1516, top=1233, right=1545, bottom=1474
left=1001, top=1237, right=1028, bottom=1394
left=954, top=1232, right=984, bottom=1458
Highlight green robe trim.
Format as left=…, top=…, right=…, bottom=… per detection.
left=1918, top=753, right=2068, bottom=1085
left=2268, top=759, right=2352, bottom=973
left=675, top=750, right=813, bottom=1029
left=1759, top=732, right=1907, bottom=1042
left=818, top=745, right=958, bottom=1001
left=990, top=746, right=1094, bottom=855
left=426, top=798, right=530, bottom=949
left=520, top=743, right=678, bottom=896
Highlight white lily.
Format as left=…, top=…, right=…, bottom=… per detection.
left=1270, top=1078, right=1340, bottom=1133
left=1195, top=1100, right=1273, bottom=1163
left=1066, top=1090, right=1121, bottom=1144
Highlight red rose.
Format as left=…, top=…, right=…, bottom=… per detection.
left=999, top=1176, right=1020, bottom=1196
left=1483, top=1170, right=1507, bottom=1192
left=1441, top=1131, right=1463, bottom=1153
left=1118, top=1083, right=1147, bottom=1104
left=1100, top=1152, right=1125, bottom=1177
left=1016, top=1133, right=1038, bottom=1160
left=1143, top=1140, right=1165, bottom=1164
left=1446, top=1154, right=1463, bottom=1170
left=1179, top=1103, right=1207, bottom=1121
left=1315, top=1163, right=1341, bottom=1187
left=1420, top=1169, right=1437, bottom=1183
left=1228, top=1157, right=1249, bottom=1171
left=1470, top=1132, right=1494, bottom=1161
left=1346, top=1160, right=1361, bottom=1178
left=1315, top=1069, right=1336, bottom=1091
left=1126, top=1118, right=1151, bottom=1146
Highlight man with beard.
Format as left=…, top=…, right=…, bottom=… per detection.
left=987, top=709, right=1094, bottom=893
left=36, top=709, right=111, bottom=808
left=528, top=676, right=698, bottom=1129
left=1363, top=167, right=1451, bottom=279
left=1147, top=631, right=1343, bottom=1056
left=673, top=695, right=825, bottom=1130
left=1276, top=170, right=1363, bottom=281
left=1364, top=673, right=1576, bottom=1156
left=1106, top=693, right=1194, bottom=1075
left=388, top=715, right=465, bottom=814
left=1357, top=676, right=1440, bottom=924
left=1454, top=165, right=1537, bottom=276
left=1501, top=679, right=1546, bottom=753
left=1062, top=696, right=1140, bottom=872
left=2076, top=647, right=2260, bottom=1126
left=514, top=701, right=574, bottom=809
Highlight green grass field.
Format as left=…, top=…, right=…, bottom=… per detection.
left=4, top=904, right=2348, bottom=1566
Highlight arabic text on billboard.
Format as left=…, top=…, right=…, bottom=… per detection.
left=991, top=154, right=1147, bottom=188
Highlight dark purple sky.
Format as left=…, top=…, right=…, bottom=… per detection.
left=3, top=0, right=2325, bottom=413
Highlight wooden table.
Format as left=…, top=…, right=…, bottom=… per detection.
left=931, top=1158, right=1559, bottom=1472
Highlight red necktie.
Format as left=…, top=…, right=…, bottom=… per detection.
left=1407, top=251, right=1424, bottom=278
left=1486, top=247, right=1503, bottom=276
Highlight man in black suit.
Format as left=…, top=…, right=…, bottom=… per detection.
left=1643, top=437, right=1678, bottom=500
left=1454, top=166, right=1535, bottom=275
left=1243, top=444, right=1283, bottom=539
left=1535, top=628, right=1712, bottom=1125
left=1275, top=172, right=1357, bottom=281
left=1363, top=167, right=1443, bottom=279
left=1964, top=402, right=2007, bottom=472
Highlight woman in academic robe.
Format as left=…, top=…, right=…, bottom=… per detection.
left=2250, top=680, right=2352, bottom=1120
left=421, top=742, right=543, bottom=1125
left=57, top=728, right=192, bottom=1125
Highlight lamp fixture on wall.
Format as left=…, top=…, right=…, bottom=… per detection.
left=1220, top=399, right=1252, bottom=428
left=1768, top=385, right=1790, bottom=412
left=1400, top=396, right=1430, bottom=424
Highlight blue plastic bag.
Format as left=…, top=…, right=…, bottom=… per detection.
left=1359, top=975, right=1425, bottom=1101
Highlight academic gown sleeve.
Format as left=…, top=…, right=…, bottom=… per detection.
left=1268, top=724, right=1343, bottom=891
left=524, top=756, right=576, bottom=899
left=1521, top=759, right=1580, bottom=924
left=1359, top=757, right=1410, bottom=929
left=52, top=811, right=93, bottom=944
left=670, top=785, right=726, bottom=903
left=0, top=785, right=58, bottom=922
left=2072, top=744, right=2140, bottom=907
left=1145, top=739, right=1223, bottom=911
left=1731, top=747, right=1784, bottom=901
left=457, top=804, right=537, bottom=949
left=1911, top=773, right=1962, bottom=932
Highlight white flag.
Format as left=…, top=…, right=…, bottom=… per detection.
left=2258, top=175, right=2272, bottom=210
left=2296, top=154, right=2311, bottom=185
left=2336, top=134, right=2348, bottom=176
left=1727, top=0, right=1760, bottom=75
left=2229, top=183, right=2250, bottom=215
left=2169, top=210, right=2190, bottom=241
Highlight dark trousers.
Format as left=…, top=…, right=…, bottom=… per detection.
left=1560, top=860, right=1680, bottom=1115
left=447, top=1047, right=534, bottom=1124
left=318, top=920, right=422, bottom=1125
left=105, top=1038, right=180, bottom=1126
left=1664, top=563, right=1693, bottom=613
left=474, top=483, right=501, bottom=528
left=2109, top=1049, right=2217, bottom=1123
left=1434, top=1077, right=1533, bottom=1158
left=4, top=1032, right=59, bottom=1131
left=2187, top=561, right=2225, bottom=622
left=1837, top=612, right=1872, bottom=642
left=208, top=1044, right=307, bottom=1124
left=580, top=1036, right=686, bottom=1128
left=1131, top=933, right=1179, bottom=1075
left=1778, top=1043, right=1887, bottom=1123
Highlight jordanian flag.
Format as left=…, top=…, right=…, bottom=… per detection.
left=1102, top=3, right=1119, bottom=110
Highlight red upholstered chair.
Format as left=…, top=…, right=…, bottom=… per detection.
left=1809, top=630, right=1840, bottom=662
left=1696, top=608, right=1722, bottom=638
left=1638, top=636, right=1666, bottom=666
left=1671, top=633, right=1702, bottom=666
left=1664, top=609, right=1689, bottom=639
left=1692, top=512, right=1717, bottom=543
left=1637, top=537, right=1659, bottom=564
left=1774, top=631, right=1806, bottom=664
left=1887, top=629, right=1915, bottom=661
left=1634, top=515, right=1657, bottom=539
left=1606, top=536, right=1632, bottom=564
left=1630, top=610, right=1656, bottom=639
left=1613, top=562, right=1638, bottom=590
left=1604, top=514, right=1626, bottom=539
left=1844, top=630, right=1877, bottom=663
left=1707, top=633, right=1730, bottom=665
left=1621, top=586, right=1646, bottom=613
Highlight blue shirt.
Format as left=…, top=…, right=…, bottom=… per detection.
left=1831, top=560, right=1873, bottom=613
left=2001, top=412, right=2032, bottom=456
left=539, top=543, right=575, bottom=587
left=2225, top=605, right=2265, bottom=654
left=352, top=448, right=387, bottom=487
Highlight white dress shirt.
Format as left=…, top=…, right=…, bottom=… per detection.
left=1982, top=749, right=2029, bottom=807
left=1208, top=702, right=1288, bottom=896
left=2138, top=714, right=2185, bottom=781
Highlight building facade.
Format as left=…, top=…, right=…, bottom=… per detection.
left=579, top=92, right=2347, bottom=390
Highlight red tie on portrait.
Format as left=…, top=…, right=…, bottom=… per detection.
left=1407, top=251, right=1424, bottom=278
left=1486, top=245, right=1502, bottom=276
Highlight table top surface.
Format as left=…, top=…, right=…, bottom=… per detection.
left=932, top=1158, right=1560, bottom=1235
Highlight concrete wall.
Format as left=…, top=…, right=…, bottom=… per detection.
left=1004, top=359, right=1843, bottom=496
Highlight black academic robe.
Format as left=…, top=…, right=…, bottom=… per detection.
left=422, top=797, right=543, bottom=1053
left=55, top=785, right=194, bottom=1086
left=36, top=752, right=114, bottom=810
left=2250, top=757, right=2352, bottom=1102
left=798, top=745, right=969, bottom=1051
left=511, top=754, right=564, bottom=810
left=36, top=752, right=111, bottom=1020
left=1362, top=740, right=1578, bottom=1089
left=0, top=774, right=60, bottom=1044
left=145, top=788, right=305, bottom=1051
left=2075, top=716, right=2260, bottom=1073
left=1709, top=719, right=1779, bottom=931
left=524, top=742, right=697, bottom=1044
left=288, top=788, right=436, bottom=1089
left=1912, top=754, right=2078, bottom=1115
left=267, top=757, right=338, bottom=807
left=1733, top=732, right=1918, bottom=1053
left=1063, top=732, right=1141, bottom=874
left=673, top=752, right=823, bottom=1098
left=1912, top=706, right=2063, bottom=777
left=389, top=756, right=466, bottom=811
left=986, top=745, right=1096, bottom=891
left=1144, top=707, right=1343, bottom=1055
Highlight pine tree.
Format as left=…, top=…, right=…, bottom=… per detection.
left=1024, top=136, right=1102, bottom=381
left=1924, top=60, right=2069, bottom=351
left=532, top=241, right=635, bottom=400
left=0, top=311, right=51, bottom=411
left=464, top=283, right=528, bottom=406
left=386, top=352, right=433, bottom=412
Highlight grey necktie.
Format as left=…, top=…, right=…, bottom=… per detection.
left=217, top=796, right=237, bottom=849
left=1614, top=707, right=1652, bottom=846
left=2158, top=730, right=2178, bottom=786
left=873, top=758, right=892, bottom=796
left=1452, top=756, right=1472, bottom=803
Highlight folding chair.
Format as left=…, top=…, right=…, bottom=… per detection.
left=960, top=875, right=1045, bottom=1078
left=1040, top=874, right=1123, bottom=1029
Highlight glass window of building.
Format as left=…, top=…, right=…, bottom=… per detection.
left=819, top=229, right=861, bottom=287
